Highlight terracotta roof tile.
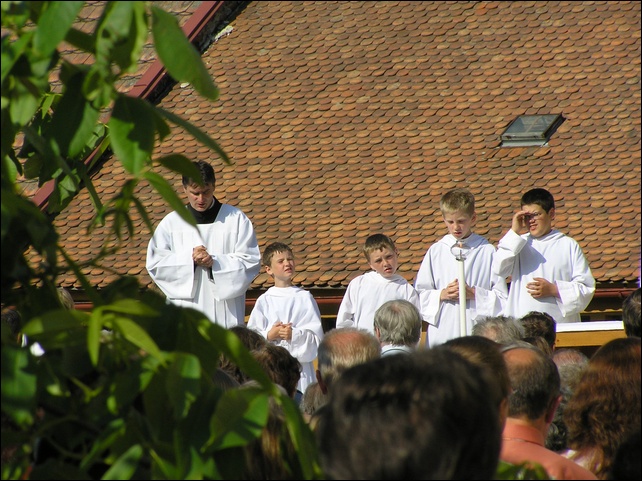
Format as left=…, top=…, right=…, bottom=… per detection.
left=24, top=0, right=640, bottom=299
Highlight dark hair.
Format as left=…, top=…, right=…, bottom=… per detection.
left=520, top=188, right=555, bottom=212
left=262, top=242, right=293, bottom=267
left=362, top=234, right=396, bottom=262
left=622, top=288, right=641, bottom=337
left=520, top=311, right=556, bottom=349
left=252, top=344, right=301, bottom=398
left=316, top=348, right=501, bottom=480
left=502, top=341, right=560, bottom=420
left=182, top=160, right=215, bottom=186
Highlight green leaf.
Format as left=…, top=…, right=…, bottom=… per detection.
left=155, top=107, right=231, bottom=165
left=151, top=6, right=219, bottom=101
left=87, top=310, right=103, bottom=366
left=166, top=352, right=201, bottom=419
left=143, top=171, right=196, bottom=226
left=102, top=444, right=143, bottom=480
left=206, top=388, right=270, bottom=450
left=112, top=316, right=164, bottom=362
left=1, top=30, right=32, bottom=84
left=1, top=346, right=36, bottom=426
left=109, top=95, right=154, bottom=174
left=34, top=1, right=84, bottom=58
left=49, top=72, right=101, bottom=158
left=156, top=154, right=202, bottom=181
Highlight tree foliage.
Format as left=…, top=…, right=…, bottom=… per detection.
left=1, top=2, right=322, bottom=478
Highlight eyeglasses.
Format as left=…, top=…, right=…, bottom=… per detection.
left=523, top=212, right=544, bottom=221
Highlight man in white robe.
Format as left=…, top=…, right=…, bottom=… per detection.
left=146, top=161, right=260, bottom=327
left=247, top=242, right=324, bottom=395
left=492, top=188, right=595, bottom=323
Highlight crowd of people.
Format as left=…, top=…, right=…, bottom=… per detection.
left=4, top=160, right=639, bottom=479
left=142, top=160, right=638, bottom=479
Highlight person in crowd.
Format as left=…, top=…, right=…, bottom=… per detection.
left=299, top=381, right=325, bottom=423
left=415, top=188, right=507, bottom=346
left=251, top=343, right=302, bottom=400
left=523, top=335, right=554, bottom=358
left=1, top=307, right=22, bottom=345
left=562, top=337, right=641, bottom=479
left=315, top=327, right=381, bottom=396
left=471, top=314, right=524, bottom=345
left=443, top=335, right=511, bottom=430
left=621, top=287, right=641, bottom=337
left=492, top=188, right=595, bottom=322
left=607, top=427, right=641, bottom=481
left=336, top=234, right=420, bottom=334
left=500, top=341, right=597, bottom=480
left=247, top=242, right=324, bottom=396
left=237, top=382, right=301, bottom=480
left=315, top=347, right=502, bottom=479
left=521, top=310, right=557, bottom=352
left=546, top=348, right=589, bottom=452
left=219, top=325, right=267, bottom=384
left=146, top=160, right=260, bottom=327
left=373, top=299, right=422, bottom=356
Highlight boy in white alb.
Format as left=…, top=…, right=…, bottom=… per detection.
left=336, top=234, right=421, bottom=334
left=414, top=189, right=508, bottom=347
left=492, top=188, right=595, bottom=323
left=247, top=242, right=324, bottom=396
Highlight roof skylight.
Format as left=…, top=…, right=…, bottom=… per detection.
left=500, top=114, right=565, bottom=147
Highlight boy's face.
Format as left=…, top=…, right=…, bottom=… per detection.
left=521, top=203, right=554, bottom=238
left=368, top=247, right=399, bottom=278
left=265, top=250, right=296, bottom=283
left=442, top=210, right=476, bottom=239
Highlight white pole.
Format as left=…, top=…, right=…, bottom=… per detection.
left=457, top=257, right=466, bottom=337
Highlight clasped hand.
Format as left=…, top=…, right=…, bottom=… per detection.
left=193, top=245, right=213, bottom=268
left=268, top=321, right=293, bottom=342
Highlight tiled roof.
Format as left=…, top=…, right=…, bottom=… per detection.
left=29, top=1, right=642, bottom=299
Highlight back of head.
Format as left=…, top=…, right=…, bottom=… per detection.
left=219, top=326, right=267, bottom=384
left=252, top=344, right=302, bottom=398
left=182, top=160, right=215, bottom=187
left=520, top=311, right=556, bottom=349
left=472, top=315, right=524, bottom=345
left=443, top=336, right=511, bottom=411
left=520, top=188, right=555, bottom=212
left=362, top=234, right=396, bottom=262
left=522, top=335, right=554, bottom=358
left=317, top=328, right=381, bottom=391
left=262, top=241, right=293, bottom=267
left=622, top=287, right=641, bottom=337
left=315, top=348, right=501, bottom=480
left=501, top=341, right=561, bottom=421
left=552, top=348, right=589, bottom=393
left=440, top=188, right=475, bottom=216
left=57, top=287, right=75, bottom=310
left=564, top=337, right=641, bottom=478
left=373, top=299, right=422, bottom=347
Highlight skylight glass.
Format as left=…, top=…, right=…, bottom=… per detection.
left=501, top=114, right=565, bottom=147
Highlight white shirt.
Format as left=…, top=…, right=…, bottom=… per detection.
left=336, top=271, right=420, bottom=334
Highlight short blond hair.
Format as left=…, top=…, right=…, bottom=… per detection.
left=440, top=189, right=475, bottom=216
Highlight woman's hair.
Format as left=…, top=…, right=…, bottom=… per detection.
left=564, top=337, right=641, bottom=478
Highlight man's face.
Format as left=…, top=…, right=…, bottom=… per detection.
left=368, top=247, right=399, bottom=278
left=442, top=210, right=476, bottom=239
left=521, top=203, right=554, bottom=238
left=185, top=182, right=214, bottom=211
